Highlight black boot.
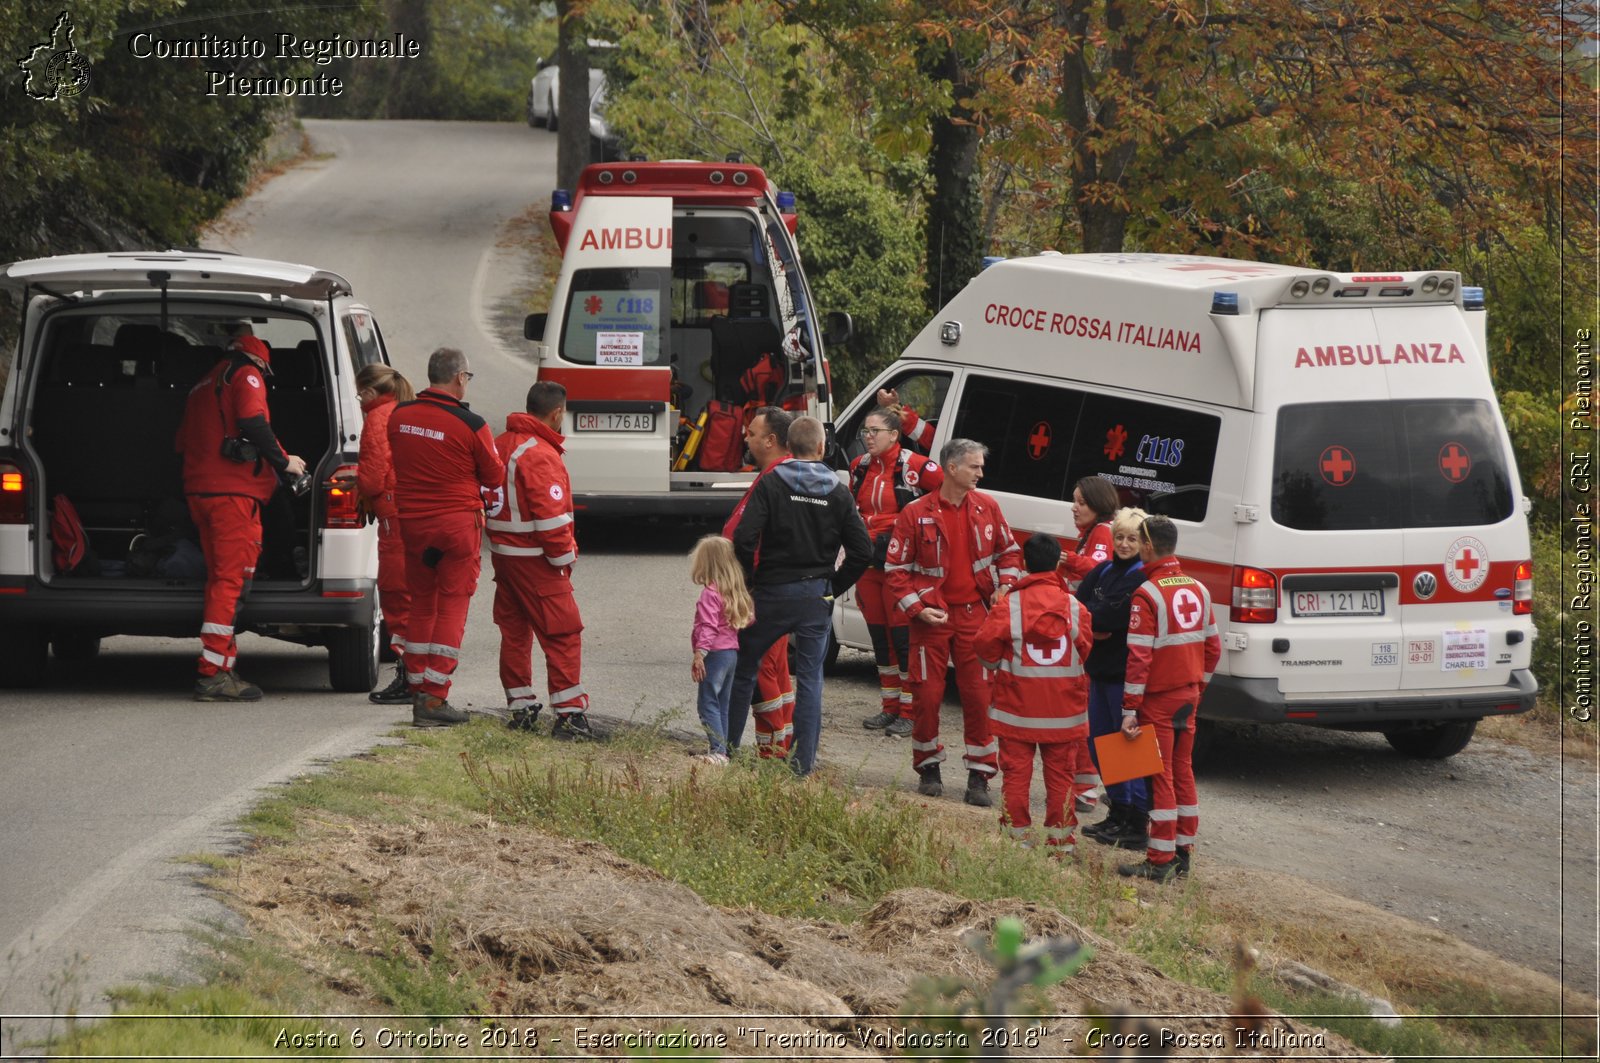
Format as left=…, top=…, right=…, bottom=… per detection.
left=369, top=662, right=411, bottom=705
left=1104, top=808, right=1151, bottom=852
left=1084, top=802, right=1129, bottom=843
left=963, top=770, right=993, bottom=808
left=916, top=764, right=943, bottom=797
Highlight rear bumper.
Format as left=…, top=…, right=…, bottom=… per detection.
left=1203, top=670, right=1537, bottom=727
left=575, top=492, right=741, bottom=518
left=0, top=579, right=376, bottom=639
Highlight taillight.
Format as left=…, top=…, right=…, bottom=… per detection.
left=324, top=464, right=363, bottom=529
left=1513, top=561, right=1533, bottom=615
left=0, top=461, right=26, bottom=524
left=1231, top=565, right=1278, bottom=623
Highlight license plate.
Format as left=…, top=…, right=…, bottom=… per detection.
left=1290, top=589, right=1385, bottom=617
left=574, top=411, right=654, bottom=432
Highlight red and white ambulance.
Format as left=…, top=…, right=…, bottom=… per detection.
left=524, top=160, right=848, bottom=514
left=829, top=253, right=1536, bottom=758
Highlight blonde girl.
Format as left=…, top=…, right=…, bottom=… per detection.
left=689, top=535, right=754, bottom=762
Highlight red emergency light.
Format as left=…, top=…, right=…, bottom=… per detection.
left=549, top=160, right=793, bottom=253
left=1350, top=275, right=1404, bottom=283
left=0, top=463, right=25, bottom=524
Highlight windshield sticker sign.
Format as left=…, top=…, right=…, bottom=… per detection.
left=1441, top=627, right=1488, bottom=671
left=1319, top=445, right=1356, bottom=486
left=596, top=331, right=644, bottom=366
left=1439, top=442, right=1472, bottom=483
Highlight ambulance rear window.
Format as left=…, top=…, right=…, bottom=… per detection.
left=559, top=267, right=670, bottom=365
left=1272, top=400, right=1514, bottom=531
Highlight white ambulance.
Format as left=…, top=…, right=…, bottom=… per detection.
left=830, top=253, right=1536, bottom=758
left=523, top=160, right=848, bottom=514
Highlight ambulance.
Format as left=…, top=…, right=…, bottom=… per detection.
left=829, top=253, right=1537, bottom=758
left=523, top=160, right=849, bottom=513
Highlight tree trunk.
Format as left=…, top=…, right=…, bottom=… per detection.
left=385, top=0, right=433, bottom=118
left=557, top=0, right=592, bottom=190
left=921, top=45, right=984, bottom=314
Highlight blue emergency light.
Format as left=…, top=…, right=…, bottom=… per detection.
left=1462, top=286, right=1485, bottom=311
left=552, top=188, right=572, bottom=211
left=981, top=256, right=1006, bottom=270
left=776, top=190, right=796, bottom=211
left=1211, top=291, right=1240, bottom=315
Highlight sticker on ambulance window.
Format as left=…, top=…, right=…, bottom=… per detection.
left=1438, top=441, right=1472, bottom=483
left=1318, top=444, right=1356, bottom=486
left=1027, top=421, right=1052, bottom=460
left=1441, top=627, right=1488, bottom=671
left=596, top=331, right=644, bottom=366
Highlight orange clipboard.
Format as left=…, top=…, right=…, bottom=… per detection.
left=1095, top=728, right=1163, bottom=786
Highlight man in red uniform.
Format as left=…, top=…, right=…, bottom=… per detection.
left=487, top=380, right=592, bottom=740
left=176, top=333, right=306, bottom=701
left=974, top=534, right=1094, bottom=855
left=885, top=438, right=1023, bottom=807
left=721, top=406, right=795, bottom=758
left=388, top=347, right=505, bottom=727
left=1118, top=515, right=1221, bottom=882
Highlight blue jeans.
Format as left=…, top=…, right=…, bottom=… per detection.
left=695, top=648, right=738, bottom=755
left=1088, top=678, right=1149, bottom=809
left=726, top=578, right=832, bottom=776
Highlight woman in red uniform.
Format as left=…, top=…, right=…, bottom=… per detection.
left=355, top=364, right=415, bottom=705
left=1058, top=475, right=1119, bottom=590
left=850, top=406, right=942, bottom=735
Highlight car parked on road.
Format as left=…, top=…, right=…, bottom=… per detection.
left=525, top=44, right=622, bottom=161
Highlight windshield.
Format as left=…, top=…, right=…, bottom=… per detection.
left=558, top=267, right=670, bottom=365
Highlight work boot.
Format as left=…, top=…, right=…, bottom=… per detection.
left=1175, top=846, right=1192, bottom=877
left=885, top=715, right=913, bottom=738
left=1118, top=857, right=1181, bottom=883
left=862, top=710, right=898, bottom=730
left=550, top=712, right=596, bottom=742
left=916, top=764, right=943, bottom=798
left=1102, top=809, right=1151, bottom=852
left=506, top=701, right=543, bottom=733
left=194, top=670, right=263, bottom=702
left=963, top=770, right=993, bottom=808
left=368, top=663, right=411, bottom=705
left=1084, top=802, right=1132, bottom=843
left=412, top=693, right=469, bottom=728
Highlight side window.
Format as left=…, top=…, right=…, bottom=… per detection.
left=1067, top=395, right=1221, bottom=522
left=836, top=369, right=954, bottom=465
left=950, top=375, right=1086, bottom=501
left=342, top=311, right=385, bottom=376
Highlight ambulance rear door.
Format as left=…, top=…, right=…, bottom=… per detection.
left=540, top=196, right=675, bottom=497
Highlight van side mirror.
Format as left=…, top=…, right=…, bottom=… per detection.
left=823, top=421, right=847, bottom=470
left=823, top=310, right=853, bottom=347
left=524, top=313, right=547, bottom=341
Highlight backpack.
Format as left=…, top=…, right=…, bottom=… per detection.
left=696, top=400, right=747, bottom=472
left=50, top=494, right=95, bottom=575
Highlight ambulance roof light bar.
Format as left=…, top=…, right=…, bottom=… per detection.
left=1462, top=286, right=1485, bottom=311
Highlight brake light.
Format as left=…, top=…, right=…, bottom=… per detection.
left=1231, top=565, right=1278, bottom=623
left=0, top=462, right=25, bottom=524
left=324, top=464, right=363, bottom=529
left=1513, top=561, right=1533, bottom=615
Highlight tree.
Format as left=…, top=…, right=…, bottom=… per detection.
left=557, top=0, right=592, bottom=190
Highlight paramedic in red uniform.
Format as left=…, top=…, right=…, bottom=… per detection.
left=355, top=364, right=416, bottom=705
left=487, top=380, right=592, bottom=740
left=1055, top=473, right=1119, bottom=816
left=721, top=406, right=796, bottom=758
left=1118, top=514, right=1221, bottom=882
left=974, top=534, right=1095, bottom=855
left=885, top=438, right=1023, bottom=807
left=850, top=405, right=942, bottom=735
left=177, top=333, right=306, bottom=701
left=388, top=347, right=505, bottom=727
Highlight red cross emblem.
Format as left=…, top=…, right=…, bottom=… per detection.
left=1172, top=587, right=1204, bottom=630
left=1103, top=423, right=1127, bottom=461
left=584, top=295, right=603, bottom=315
left=1027, top=421, right=1051, bottom=460
left=1453, top=548, right=1479, bottom=581
left=1319, top=445, right=1355, bottom=486
left=1439, top=442, right=1471, bottom=483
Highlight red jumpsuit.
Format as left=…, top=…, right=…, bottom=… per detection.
left=849, top=444, right=942, bottom=717
left=885, top=489, right=1022, bottom=778
left=357, top=393, right=408, bottom=666
left=1055, top=519, right=1113, bottom=809
left=487, top=413, right=586, bottom=717
left=388, top=388, right=505, bottom=700
left=723, top=460, right=794, bottom=757
left=175, top=340, right=287, bottom=678
left=1123, top=555, right=1221, bottom=867
left=974, top=572, right=1094, bottom=853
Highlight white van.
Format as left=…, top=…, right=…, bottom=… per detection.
left=830, top=253, right=1536, bottom=758
left=0, top=252, right=387, bottom=690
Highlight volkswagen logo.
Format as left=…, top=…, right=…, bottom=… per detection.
left=1413, top=571, right=1438, bottom=600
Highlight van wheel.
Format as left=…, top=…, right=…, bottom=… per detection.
left=546, top=93, right=558, bottom=131
left=378, top=618, right=398, bottom=664
left=51, top=633, right=101, bottom=662
left=328, top=618, right=379, bottom=693
left=2, top=629, right=48, bottom=688
left=1383, top=719, right=1478, bottom=759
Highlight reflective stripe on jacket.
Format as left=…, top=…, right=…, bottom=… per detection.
left=884, top=489, right=1021, bottom=619
left=486, top=413, right=577, bottom=577
left=1122, top=556, right=1221, bottom=716
left=973, top=571, right=1094, bottom=742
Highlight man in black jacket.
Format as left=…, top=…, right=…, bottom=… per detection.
left=729, top=415, right=872, bottom=776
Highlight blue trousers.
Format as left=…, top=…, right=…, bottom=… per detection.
left=695, top=648, right=738, bottom=755
left=1088, top=678, right=1149, bottom=809
left=726, top=578, right=832, bottom=776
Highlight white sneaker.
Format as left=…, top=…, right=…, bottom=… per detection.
left=694, top=752, right=730, bottom=765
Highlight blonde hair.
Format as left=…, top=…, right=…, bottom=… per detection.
left=1111, top=506, right=1150, bottom=539
left=356, top=363, right=415, bottom=404
left=690, top=535, right=753, bottom=630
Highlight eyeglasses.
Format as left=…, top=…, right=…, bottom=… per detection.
left=859, top=427, right=892, bottom=438
left=459, top=371, right=475, bottom=381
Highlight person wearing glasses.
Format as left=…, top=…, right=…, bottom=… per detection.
left=387, top=347, right=505, bottom=727
left=849, top=406, right=943, bottom=736
left=1116, top=514, right=1220, bottom=882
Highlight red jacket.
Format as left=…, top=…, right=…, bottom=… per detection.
left=1058, top=519, right=1112, bottom=582
left=849, top=443, right=942, bottom=537
left=175, top=351, right=283, bottom=501
left=884, top=489, right=1022, bottom=619
left=899, top=406, right=935, bottom=452
left=974, top=572, right=1094, bottom=743
left=1123, top=556, right=1222, bottom=717
left=387, top=388, right=504, bottom=520
left=486, top=413, right=577, bottom=583
left=356, top=394, right=399, bottom=519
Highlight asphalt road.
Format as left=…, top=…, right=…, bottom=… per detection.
left=1, top=120, right=1593, bottom=1054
